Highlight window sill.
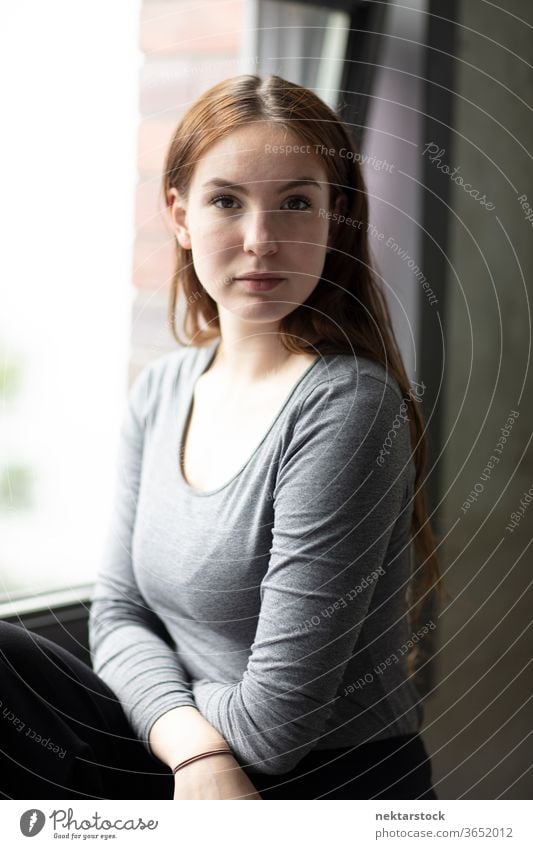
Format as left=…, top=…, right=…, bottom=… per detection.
left=0, top=583, right=94, bottom=666
left=0, top=583, right=94, bottom=620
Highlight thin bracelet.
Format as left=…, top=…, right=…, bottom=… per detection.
left=172, top=747, right=233, bottom=775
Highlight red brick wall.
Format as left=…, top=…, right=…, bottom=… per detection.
left=132, top=0, right=246, bottom=368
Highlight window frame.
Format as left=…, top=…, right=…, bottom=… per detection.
left=2, top=1, right=454, bottom=703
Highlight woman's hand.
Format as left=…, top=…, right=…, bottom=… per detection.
left=173, top=752, right=262, bottom=800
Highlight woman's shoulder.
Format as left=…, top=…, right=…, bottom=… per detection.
left=290, top=351, right=412, bottom=462
left=278, top=351, right=414, bottom=483
left=306, top=351, right=405, bottom=408
left=126, top=344, right=204, bottom=422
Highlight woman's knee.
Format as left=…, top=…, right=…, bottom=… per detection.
left=0, top=621, right=58, bottom=684
left=0, top=620, right=34, bottom=660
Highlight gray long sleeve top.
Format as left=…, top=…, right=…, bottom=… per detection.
left=88, top=339, right=424, bottom=776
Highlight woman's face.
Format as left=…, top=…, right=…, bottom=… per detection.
left=168, top=122, right=344, bottom=326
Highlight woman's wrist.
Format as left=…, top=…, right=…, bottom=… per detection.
left=172, top=752, right=262, bottom=800
left=149, top=705, right=231, bottom=769
left=173, top=751, right=238, bottom=778
left=172, top=746, right=233, bottom=775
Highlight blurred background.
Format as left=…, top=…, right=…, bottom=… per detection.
left=1, top=0, right=531, bottom=799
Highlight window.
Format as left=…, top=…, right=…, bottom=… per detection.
left=0, top=2, right=141, bottom=603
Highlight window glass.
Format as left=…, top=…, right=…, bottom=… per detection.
left=0, top=1, right=141, bottom=603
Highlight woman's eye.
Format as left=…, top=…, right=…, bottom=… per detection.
left=282, top=196, right=312, bottom=211
left=210, top=195, right=238, bottom=209
left=209, top=195, right=312, bottom=211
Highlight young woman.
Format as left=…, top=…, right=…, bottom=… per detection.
left=0, top=74, right=445, bottom=800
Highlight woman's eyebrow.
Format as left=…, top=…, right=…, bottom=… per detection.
left=201, top=177, right=323, bottom=193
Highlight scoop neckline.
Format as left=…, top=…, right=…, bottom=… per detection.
left=175, top=340, right=322, bottom=498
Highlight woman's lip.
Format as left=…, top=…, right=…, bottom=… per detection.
left=236, top=278, right=285, bottom=291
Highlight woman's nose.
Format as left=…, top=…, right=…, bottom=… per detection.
left=241, top=209, right=279, bottom=255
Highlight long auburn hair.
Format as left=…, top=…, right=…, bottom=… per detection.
left=160, top=74, right=448, bottom=680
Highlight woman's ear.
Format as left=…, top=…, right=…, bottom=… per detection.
left=326, top=193, right=348, bottom=252
left=167, top=187, right=192, bottom=250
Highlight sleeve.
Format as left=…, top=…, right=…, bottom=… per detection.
left=88, top=358, right=197, bottom=754
left=191, top=371, right=412, bottom=775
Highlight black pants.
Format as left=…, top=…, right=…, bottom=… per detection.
left=246, top=736, right=437, bottom=799
left=0, top=621, right=437, bottom=800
